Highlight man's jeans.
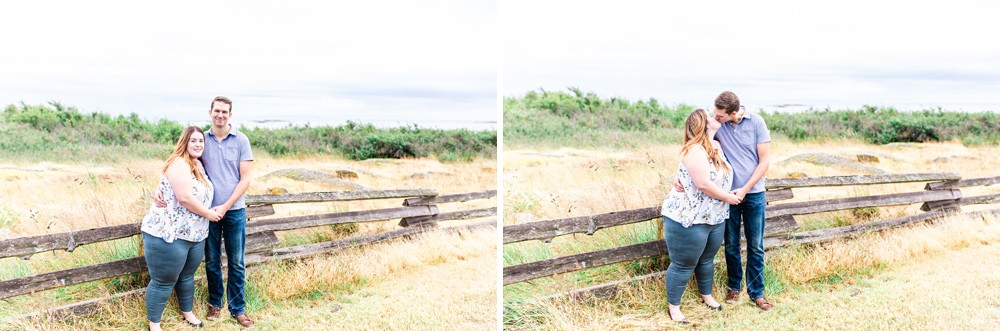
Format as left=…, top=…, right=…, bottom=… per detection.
left=724, top=192, right=767, bottom=299
left=205, top=208, right=247, bottom=316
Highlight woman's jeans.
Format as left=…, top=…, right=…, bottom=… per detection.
left=663, top=216, right=724, bottom=306
left=724, top=191, right=767, bottom=299
left=143, top=233, right=205, bottom=323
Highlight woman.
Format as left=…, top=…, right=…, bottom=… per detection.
left=141, top=126, right=222, bottom=331
left=661, top=109, right=740, bottom=324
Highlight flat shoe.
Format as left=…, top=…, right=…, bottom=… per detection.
left=184, top=318, right=204, bottom=328
left=701, top=299, right=723, bottom=311
left=667, top=309, right=689, bottom=325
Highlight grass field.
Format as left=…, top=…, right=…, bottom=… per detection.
left=502, top=139, right=1000, bottom=330
left=0, top=153, right=498, bottom=330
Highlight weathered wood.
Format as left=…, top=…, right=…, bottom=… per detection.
left=245, top=189, right=437, bottom=205
left=766, top=173, right=960, bottom=190
left=246, top=220, right=496, bottom=264
left=763, top=210, right=956, bottom=248
left=0, top=256, right=147, bottom=300
left=246, top=206, right=438, bottom=234
left=403, top=190, right=497, bottom=206
left=765, top=189, right=961, bottom=219
left=503, top=240, right=667, bottom=285
left=6, top=220, right=497, bottom=322
left=538, top=270, right=667, bottom=302
left=763, top=215, right=799, bottom=237
left=246, top=204, right=275, bottom=219
left=0, top=230, right=294, bottom=301
left=925, top=176, right=1000, bottom=190
left=959, top=193, right=1000, bottom=206
left=245, top=231, right=280, bottom=252
left=0, top=223, right=140, bottom=259
left=399, top=207, right=497, bottom=227
left=503, top=207, right=660, bottom=244
left=920, top=200, right=961, bottom=212
left=765, top=189, right=794, bottom=203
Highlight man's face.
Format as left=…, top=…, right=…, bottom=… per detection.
left=712, top=107, right=733, bottom=123
left=210, top=101, right=232, bottom=127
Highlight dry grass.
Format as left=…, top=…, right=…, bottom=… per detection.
left=0, top=153, right=497, bottom=329
left=502, top=139, right=1000, bottom=329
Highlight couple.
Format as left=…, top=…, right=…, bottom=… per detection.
left=660, top=91, right=772, bottom=324
left=139, top=96, right=255, bottom=330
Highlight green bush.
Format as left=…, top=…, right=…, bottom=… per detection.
left=0, top=103, right=496, bottom=162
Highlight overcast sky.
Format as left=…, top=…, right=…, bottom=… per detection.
left=502, top=0, right=1000, bottom=112
left=0, top=1, right=497, bottom=129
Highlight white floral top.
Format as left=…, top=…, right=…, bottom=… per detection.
left=141, top=162, right=214, bottom=243
left=661, top=150, right=734, bottom=228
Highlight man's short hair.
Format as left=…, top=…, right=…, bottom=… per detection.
left=715, top=91, right=740, bottom=115
left=211, top=96, right=233, bottom=112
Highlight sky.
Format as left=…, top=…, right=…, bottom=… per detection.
left=0, top=1, right=497, bottom=129
left=502, top=0, right=1000, bottom=113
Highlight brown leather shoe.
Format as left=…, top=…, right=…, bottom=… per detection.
left=206, top=306, right=222, bottom=321
left=753, top=297, right=773, bottom=312
left=725, top=289, right=740, bottom=304
left=233, top=314, right=254, bottom=328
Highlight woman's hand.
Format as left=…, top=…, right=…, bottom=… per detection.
left=206, top=210, right=223, bottom=222
left=722, top=192, right=742, bottom=205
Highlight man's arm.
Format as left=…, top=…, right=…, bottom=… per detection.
left=212, top=160, right=253, bottom=212
left=732, top=142, right=771, bottom=199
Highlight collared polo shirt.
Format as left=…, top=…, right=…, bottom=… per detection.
left=715, top=110, right=771, bottom=194
left=202, top=125, right=254, bottom=210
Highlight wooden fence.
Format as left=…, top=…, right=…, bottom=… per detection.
left=502, top=173, right=1000, bottom=299
left=0, top=189, right=496, bottom=320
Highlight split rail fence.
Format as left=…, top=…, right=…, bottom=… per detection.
left=502, top=173, right=1000, bottom=299
left=0, top=189, right=496, bottom=320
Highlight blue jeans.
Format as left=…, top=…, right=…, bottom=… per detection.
left=724, top=192, right=767, bottom=299
left=143, top=233, right=204, bottom=323
left=205, top=208, right=248, bottom=316
left=663, top=217, right=724, bottom=306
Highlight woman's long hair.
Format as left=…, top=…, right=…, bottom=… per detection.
left=162, top=126, right=210, bottom=185
left=680, top=109, right=730, bottom=173
left=657, top=109, right=732, bottom=254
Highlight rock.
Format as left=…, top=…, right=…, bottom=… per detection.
left=262, top=168, right=367, bottom=191
left=267, top=187, right=288, bottom=194
left=932, top=157, right=954, bottom=164
left=787, top=172, right=808, bottom=178
left=335, top=169, right=358, bottom=179
left=856, top=154, right=879, bottom=163
left=409, top=171, right=453, bottom=179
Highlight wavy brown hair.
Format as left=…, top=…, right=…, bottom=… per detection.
left=680, top=109, right=730, bottom=173
left=161, top=126, right=209, bottom=185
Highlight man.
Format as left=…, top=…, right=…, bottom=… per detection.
left=675, top=91, right=772, bottom=311
left=156, top=96, right=255, bottom=327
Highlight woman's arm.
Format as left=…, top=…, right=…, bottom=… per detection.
left=682, top=146, right=740, bottom=205
left=165, top=160, right=221, bottom=221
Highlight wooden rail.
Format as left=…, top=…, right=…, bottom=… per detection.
left=0, top=188, right=493, bottom=312
left=403, top=190, right=496, bottom=206
left=767, top=173, right=960, bottom=189
left=503, top=241, right=666, bottom=285
left=503, top=173, right=1000, bottom=289
left=245, top=189, right=437, bottom=205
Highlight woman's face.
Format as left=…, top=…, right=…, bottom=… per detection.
left=706, top=110, right=722, bottom=131
left=187, top=131, right=205, bottom=158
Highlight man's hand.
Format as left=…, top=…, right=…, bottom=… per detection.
left=730, top=186, right=749, bottom=201
left=211, top=205, right=227, bottom=218
left=673, top=177, right=685, bottom=192
left=154, top=190, right=167, bottom=208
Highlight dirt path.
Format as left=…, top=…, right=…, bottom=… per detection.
left=701, top=242, right=1000, bottom=330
